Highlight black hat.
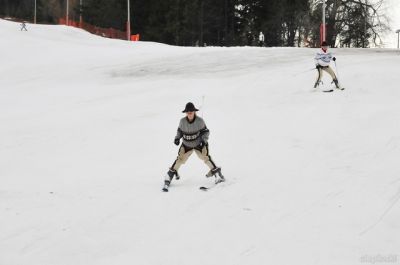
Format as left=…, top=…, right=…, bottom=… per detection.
left=182, top=102, right=199, bottom=113
left=321, top=41, right=329, bottom=47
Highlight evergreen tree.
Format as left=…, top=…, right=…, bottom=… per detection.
left=0, top=0, right=388, bottom=47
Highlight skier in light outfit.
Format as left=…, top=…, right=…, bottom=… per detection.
left=314, top=41, right=343, bottom=91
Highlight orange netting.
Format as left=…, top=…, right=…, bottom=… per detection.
left=59, top=18, right=139, bottom=42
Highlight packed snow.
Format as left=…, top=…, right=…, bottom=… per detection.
left=1, top=19, right=400, bottom=265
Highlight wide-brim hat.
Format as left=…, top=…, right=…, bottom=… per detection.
left=182, top=102, right=199, bottom=113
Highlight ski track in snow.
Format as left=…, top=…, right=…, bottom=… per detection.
left=360, top=187, right=400, bottom=236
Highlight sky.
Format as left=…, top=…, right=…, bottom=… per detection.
left=381, top=0, right=400, bottom=48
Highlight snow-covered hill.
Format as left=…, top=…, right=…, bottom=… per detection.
left=1, top=19, right=400, bottom=265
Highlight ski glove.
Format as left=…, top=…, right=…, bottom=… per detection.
left=333, top=57, right=336, bottom=61
left=174, top=138, right=180, bottom=146
left=198, top=140, right=208, bottom=149
left=316, top=64, right=321, bottom=69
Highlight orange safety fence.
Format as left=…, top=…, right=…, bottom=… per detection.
left=131, top=34, right=140, bottom=41
left=59, top=18, right=139, bottom=41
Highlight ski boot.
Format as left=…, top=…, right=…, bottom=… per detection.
left=162, top=169, right=180, bottom=192
left=206, top=167, right=225, bottom=184
left=314, top=80, right=323, bottom=89
left=167, top=168, right=180, bottom=181
left=333, top=79, right=344, bottom=90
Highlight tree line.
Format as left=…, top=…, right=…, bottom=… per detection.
left=0, top=0, right=388, bottom=47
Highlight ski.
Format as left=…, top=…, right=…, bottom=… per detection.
left=199, top=183, right=221, bottom=191
left=313, top=86, right=346, bottom=92
left=199, top=178, right=225, bottom=191
left=313, top=81, right=335, bottom=93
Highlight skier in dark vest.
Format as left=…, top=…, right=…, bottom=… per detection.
left=163, top=102, right=224, bottom=191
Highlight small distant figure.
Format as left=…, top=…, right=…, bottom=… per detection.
left=20, top=22, right=28, bottom=31
left=258, top=32, right=265, bottom=47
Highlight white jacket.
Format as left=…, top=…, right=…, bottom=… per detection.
left=314, top=49, right=333, bottom=67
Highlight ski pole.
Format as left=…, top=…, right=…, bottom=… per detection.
left=334, top=60, right=345, bottom=90
left=201, top=95, right=205, bottom=118
left=334, top=60, right=340, bottom=80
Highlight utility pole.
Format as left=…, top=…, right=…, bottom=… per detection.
left=127, top=0, right=131, bottom=40
left=66, top=0, right=69, bottom=25
left=364, top=0, right=368, bottom=48
left=396, top=29, right=400, bottom=49
left=322, top=0, right=326, bottom=42
left=80, top=0, right=83, bottom=26
left=200, top=0, right=204, bottom=46
left=34, top=0, right=37, bottom=24
left=33, top=0, right=36, bottom=24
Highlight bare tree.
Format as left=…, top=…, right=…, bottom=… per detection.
left=308, top=0, right=389, bottom=47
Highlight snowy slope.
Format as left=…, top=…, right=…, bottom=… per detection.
left=1, top=19, right=400, bottom=265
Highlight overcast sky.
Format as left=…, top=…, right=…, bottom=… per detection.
left=381, top=0, right=400, bottom=48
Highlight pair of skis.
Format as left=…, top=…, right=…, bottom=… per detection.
left=314, top=61, right=346, bottom=92
left=314, top=80, right=345, bottom=92
left=162, top=181, right=224, bottom=192
left=162, top=175, right=225, bottom=192
left=319, top=85, right=346, bottom=93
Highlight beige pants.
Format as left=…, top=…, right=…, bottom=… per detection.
left=316, top=66, right=337, bottom=83
left=171, top=145, right=217, bottom=172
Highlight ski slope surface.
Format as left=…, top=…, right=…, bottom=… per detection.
left=1, top=19, right=400, bottom=265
